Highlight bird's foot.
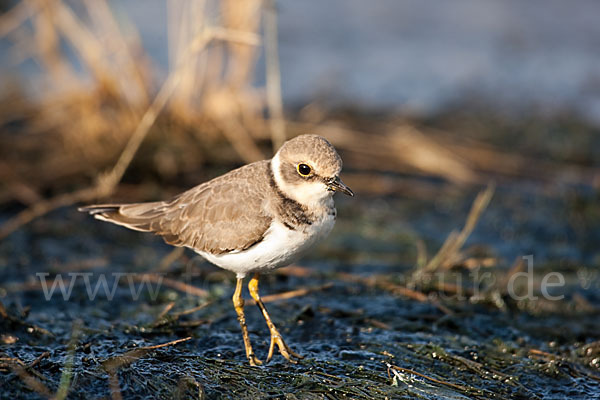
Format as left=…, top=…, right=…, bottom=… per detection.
left=247, top=353, right=263, bottom=366
left=266, top=329, right=304, bottom=363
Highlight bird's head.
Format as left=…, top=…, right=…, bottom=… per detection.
left=271, top=135, right=353, bottom=207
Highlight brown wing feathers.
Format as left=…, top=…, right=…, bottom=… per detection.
left=78, top=201, right=169, bottom=233
left=78, top=161, right=273, bottom=254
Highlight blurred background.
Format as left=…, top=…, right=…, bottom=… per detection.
left=1, top=1, right=600, bottom=398
left=1, top=0, right=599, bottom=262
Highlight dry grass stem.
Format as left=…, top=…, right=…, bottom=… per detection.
left=246, top=282, right=334, bottom=305
left=27, top=352, right=51, bottom=370
left=84, top=0, right=150, bottom=106
left=386, top=362, right=471, bottom=393
left=102, top=336, right=192, bottom=372
left=154, top=301, right=177, bottom=325
left=49, top=0, right=120, bottom=92
left=422, top=183, right=495, bottom=272
left=336, top=272, right=452, bottom=315
left=132, top=274, right=209, bottom=298
left=102, top=336, right=191, bottom=400
left=153, top=247, right=186, bottom=272
left=277, top=265, right=315, bottom=278
left=172, top=302, right=213, bottom=318
left=434, top=131, right=600, bottom=186
left=6, top=359, right=53, bottom=398
left=0, top=185, right=100, bottom=239
left=0, top=14, right=265, bottom=239
left=54, top=321, right=81, bottom=400
left=264, top=0, right=286, bottom=151
left=0, top=2, right=36, bottom=38
left=0, top=303, right=7, bottom=318
left=285, top=121, right=479, bottom=185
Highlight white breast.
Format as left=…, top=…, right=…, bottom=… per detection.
left=198, top=211, right=336, bottom=278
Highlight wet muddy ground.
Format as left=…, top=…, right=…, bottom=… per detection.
left=1, top=177, right=599, bottom=399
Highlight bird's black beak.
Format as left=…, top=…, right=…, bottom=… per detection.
left=327, top=176, right=354, bottom=196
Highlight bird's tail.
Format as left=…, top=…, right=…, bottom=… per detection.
left=78, top=202, right=167, bottom=233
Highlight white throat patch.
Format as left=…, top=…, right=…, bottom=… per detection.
left=271, top=153, right=333, bottom=209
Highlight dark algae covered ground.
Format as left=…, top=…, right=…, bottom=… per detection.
left=1, top=168, right=600, bottom=399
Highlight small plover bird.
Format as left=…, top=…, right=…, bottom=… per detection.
left=80, top=134, right=353, bottom=365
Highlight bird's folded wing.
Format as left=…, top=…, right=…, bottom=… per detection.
left=159, top=174, right=272, bottom=254
left=80, top=161, right=272, bottom=254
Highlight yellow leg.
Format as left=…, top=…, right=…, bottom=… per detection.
left=248, top=274, right=304, bottom=363
left=232, top=278, right=262, bottom=366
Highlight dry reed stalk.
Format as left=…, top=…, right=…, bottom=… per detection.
left=5, top=358, right=53, bottom=398
left=289, top=118, right=596, bottom=187
left=183, top=7, right=265, bottom=138
left=264, top=0, right=286, bottom=151
left=153, top=246, right=186, bottom=272
left=6, top=0, right=147, bottom=168
left=102, top=337, right=192, bottom=372
left=0, top=1, right=36, bottom=38
left=153, top=301, right=176, bottom=325
left=173, top=302, right=212, bottom=318
left=0, top=1, right=279, bottom=237
left=45, top=0, right=122, bottom=96
left=84, top=0, right=150, bottom=107
left=285, top=121, right=479, bottom=184
left=221, top=0, right=261, bottom=88
left=336, top=271, right=453, bottom=315
left=0, top=161, right=42, bottom=205
left=246, top=282, right=334, bottom=305
left=190, top=26, right=261, bottom=50
left=132, top=274, right=209, bottom=298
left=102, top=336, right=191, bottom=400
left=30, top=0, right=77, bottom=90
left=0, top=20, right=263, bottom=239
left=197, top=0, right=266, bottom=162
left=434, top=132, right=600, bottom=186
left=168, top=0, right=206, bottom=115
left=419, top=183, right=495, bottom=274
left=0, top=185, right=103, bottom=240
left=386, top=363, right=472, bottom=394
left=54, top=320, right=81, bottom=400
left=165, top=1, right=267, bottom=162
left=210, top=103, right=265, bottom=161
left=100, top=24, right=262, bottom=187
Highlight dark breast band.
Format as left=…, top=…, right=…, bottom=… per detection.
left=267, top=165, right=314, bottom=230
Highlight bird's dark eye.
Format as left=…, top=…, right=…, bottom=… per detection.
left=297, top=163, right=312, bottom=176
